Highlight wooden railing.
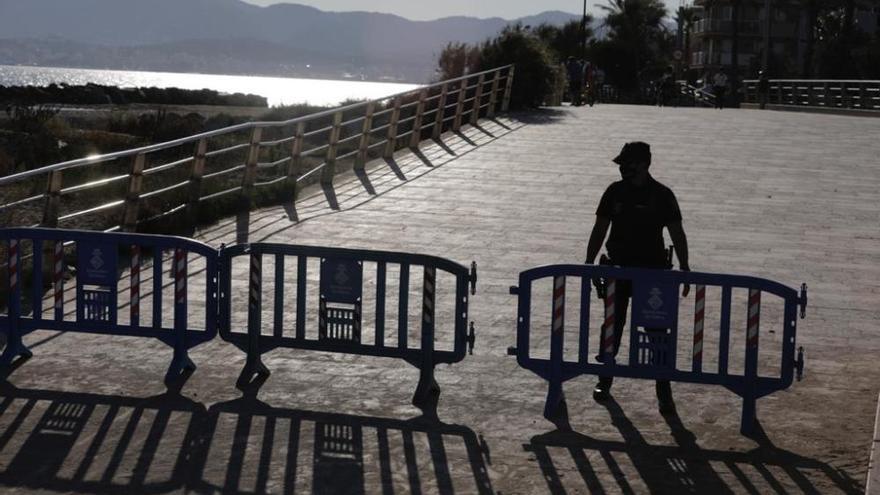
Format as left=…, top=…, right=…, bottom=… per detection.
left=742, top=79, right=880, bottom=111
left=0, top=65, right=516, bottom=234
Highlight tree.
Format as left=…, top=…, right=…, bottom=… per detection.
left=598, top=0, right=670, bottom=91
left=477, top=24, right=559, bottom=108
left=436, top=42, right=481, bottom=80
left=533, top=19, right=595, bottom=60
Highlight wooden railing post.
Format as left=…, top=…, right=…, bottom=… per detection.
left=453, top=77, right=468, bottom=132
left=322, top=111, right=343, bottom=185
left=121, top=153, right=146, bottom=232
left=383, top=98, right=402, bottom=159
left=240, top=127, right=263, bottom=205
left=185, top=138, right=207, bottom=224
left=824, top=82, right=833, bottom=107
left=432, top=83, right=449, bottom=139
left=860, top=83, right=871, bottom=109
left=501, top=66, right=516, bottom=112
left=355, top=102, right=375, bottom=171
left=287, top=122, right=306, bottom=200
left=409, top=89, right=429, bottom=148
left=776, top=82, right=783, bottom=104
left=487, top=71, right=501, bottom=118
left=40, top=170, right=63, bottom=228
left=806, top=83, right=815, bottom=106
left=470, top=74, right=486, bottom=126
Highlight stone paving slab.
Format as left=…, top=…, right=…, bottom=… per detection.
left=1, top=104, right=879, bottom=494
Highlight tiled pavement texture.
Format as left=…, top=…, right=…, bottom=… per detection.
left=1, top=104, right=878, bottom=494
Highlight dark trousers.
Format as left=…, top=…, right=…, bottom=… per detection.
left=714, top=86, right=726, bottom=109
left=598, top=279, right=671, bottom=398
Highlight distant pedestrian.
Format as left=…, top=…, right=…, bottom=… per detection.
left=584, top=142, right=691, bottom=414
left=713, top=70, right=729, bottom=109
left=565, top=57, right=585, bottom=106
left=757, top=70, right=770, bottom=109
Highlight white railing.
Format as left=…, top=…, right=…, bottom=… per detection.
left=742, top=79, right=880, bottom=111
left=0, top=65, right=516, bottom=233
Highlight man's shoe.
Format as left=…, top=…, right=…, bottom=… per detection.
left=593, top=377, right=613, bottom=401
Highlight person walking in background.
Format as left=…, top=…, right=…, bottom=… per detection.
left=757, top=70, right=770, bottom=109
left=565, top=56, right=585, bottom=106
left=584, top=142, right=691, bottom=414
left=713, top=69, right=729, bottom=109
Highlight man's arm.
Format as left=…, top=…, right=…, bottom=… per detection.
left=585, top=216, right=610, bottom=264
left=667, top=221, right=690, bottom=296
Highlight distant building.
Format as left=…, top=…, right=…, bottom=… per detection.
left=689, top=1, right=879, bottom=78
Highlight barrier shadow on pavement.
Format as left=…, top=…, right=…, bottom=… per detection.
left=0, top=381, right=493, bottom=495
left=525, top=398, right=862, bottom=494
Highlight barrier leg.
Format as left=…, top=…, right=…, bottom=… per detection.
left=165, top=249, right=195, bottom=385
left=236, top=326, right=270, bottom=390
left=412, top=354, right=440, bottom=410
left=164, top=339, right=196, bottom=385
left=2, top=240, right=32, bottom=370
left=543, top=379, right=567, bottom=423
left=0, top=326, right=32, bottom=369
left=413, top=266, right=440, bottom=410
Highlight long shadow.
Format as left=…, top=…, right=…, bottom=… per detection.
left=509, top=108, right=571, bottom=125
left=0, top=381, right=493, bottom=495
left=321, top=182, right=340, bottom=210
left=526, top=397, right=862, bottom=494
left=383, top=157, right=408, bottom=181
left=355, top=168, right=377, bottom=196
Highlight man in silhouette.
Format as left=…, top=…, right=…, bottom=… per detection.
left=584, top=141, right=690, bottom=414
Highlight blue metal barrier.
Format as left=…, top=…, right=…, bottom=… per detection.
left=0, top=228, right=218, bottom=383
left=507, top=264, right=808, bottom=434
left=218, top=243, right=477, bottom=407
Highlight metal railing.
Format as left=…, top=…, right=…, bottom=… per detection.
left=742, top=79, right=880, bottom=111
left=0, top=65, right=516, bottom=234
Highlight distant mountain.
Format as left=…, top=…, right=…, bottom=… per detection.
left=0, top=0, right=580, bottom=82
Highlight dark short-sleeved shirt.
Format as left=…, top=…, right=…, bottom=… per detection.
left=596, top=175, right=682, bottom=268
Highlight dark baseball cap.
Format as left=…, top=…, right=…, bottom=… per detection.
left=612, top=141, right=651, bottom=165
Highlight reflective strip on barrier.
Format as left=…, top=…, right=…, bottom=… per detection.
left=250, top=252, right=262, bottom=318
left=748, top=289, right=761, bottom=348
left=602, top=279, right=616, bottom=355
left=175, top=249, right=187, bottom=305
left=423, top=266, right=435, bottom=327
left=693, top=284, right=705, bottom=369
left=54, top=241, right=64, bottom=315
left=130, top=245, right=140, bottom=324
left=552, top=276, right=564, bottom=334
left=8, top=239, right=18, bottom=292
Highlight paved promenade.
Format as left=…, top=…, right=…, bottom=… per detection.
left=2, top=104, right=879, bottom=494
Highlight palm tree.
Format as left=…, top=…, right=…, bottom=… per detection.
left=598, top=0, right=669, bottom=88
left=675, top=5, right=698, bottom=70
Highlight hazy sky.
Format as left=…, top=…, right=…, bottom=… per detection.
left=239, top=0, right=676, bottom=21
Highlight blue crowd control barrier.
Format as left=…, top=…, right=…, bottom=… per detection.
left=0, top=228, right=219, bottom=383
left=507, top=264, right=808, bottom=434
left=218, top=243, right=478, bottom=407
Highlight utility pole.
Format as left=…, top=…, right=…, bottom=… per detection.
left=582, top=0, right=589, bottom=57
left=762, top=0, right=772, bottom=72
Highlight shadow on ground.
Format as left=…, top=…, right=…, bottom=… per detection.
left=0, top=380, right=493, bottom=494
left=527, top=397, right=862, bottom=494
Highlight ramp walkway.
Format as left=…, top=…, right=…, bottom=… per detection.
left=1, top=104, right=879, bottom=494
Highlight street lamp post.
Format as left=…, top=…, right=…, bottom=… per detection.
left=582, top=0, right=588, bottom=56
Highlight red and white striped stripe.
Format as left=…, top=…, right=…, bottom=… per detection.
left=174, top=249, right=187, bottom=305
left=8, top=239, right=19, bottom=292
left=747, top=289, right=761, bottom=348
left=249, top=253, right=261, bottom=313
left=693, top=285, right=705, bottom=366
left=552, top=276, right=564, bottom=334
left=54, top=241, right=64, bottom=313
left=423, top=266, right=436, bottom=327
left=602, top=279, right=616, bottom=355
left=130, top=245, right=141, bottom=320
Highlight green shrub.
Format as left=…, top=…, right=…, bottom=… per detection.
left=477, top=25, right=558, bottom=109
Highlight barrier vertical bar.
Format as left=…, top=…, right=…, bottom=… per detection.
left=578, top=277, right=590, bottom=364
left=130, top=244, right=141, bottom=327
left=152, top=249, right=163, bottom=329
left=53, top=240, right=64, bottom=321
left=121, top=153, right=146, bottom=232
left=166, top=248, right=194, bottom=384
left=296, top=256, right=307, bottom=340
left=186, top=138, right=208, bottom=224
left=452, top=78, right=468, bottom=132
left=1, top=239, right=31, bottom=365
left=501, top=66, right=516, bottom=112
left=545, top=275, right=566, bottom=419
left=32, top=239, right=43, bottom=321
left=274, top=253, right=284, bottom=338
left=384, top=98, right=402, bottom=159
left=238, top=251, right=270, bottom=388
left=398, top=264, right=409, bottom=349
left=601, top=279, right=617, bottom=362
left=322, top=111, right=343, bottom=185
left=413, top=266, right=439, bottom=407
left=742, top=288, right=761, bottom=433
left=355, top=102, right=375, bottom=171
left=409, top=89, right=428, bottom=148
left=469, top=74, right=485, bottom=126
left=432, top=83, right=449, bottom=139
left=376, top=261, right=386, bottom=347
left=692, top=285, right=705, bottom=372
left=718, top=286, right=732, bottom=375
left=487, top=71, right=501, bottom=118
